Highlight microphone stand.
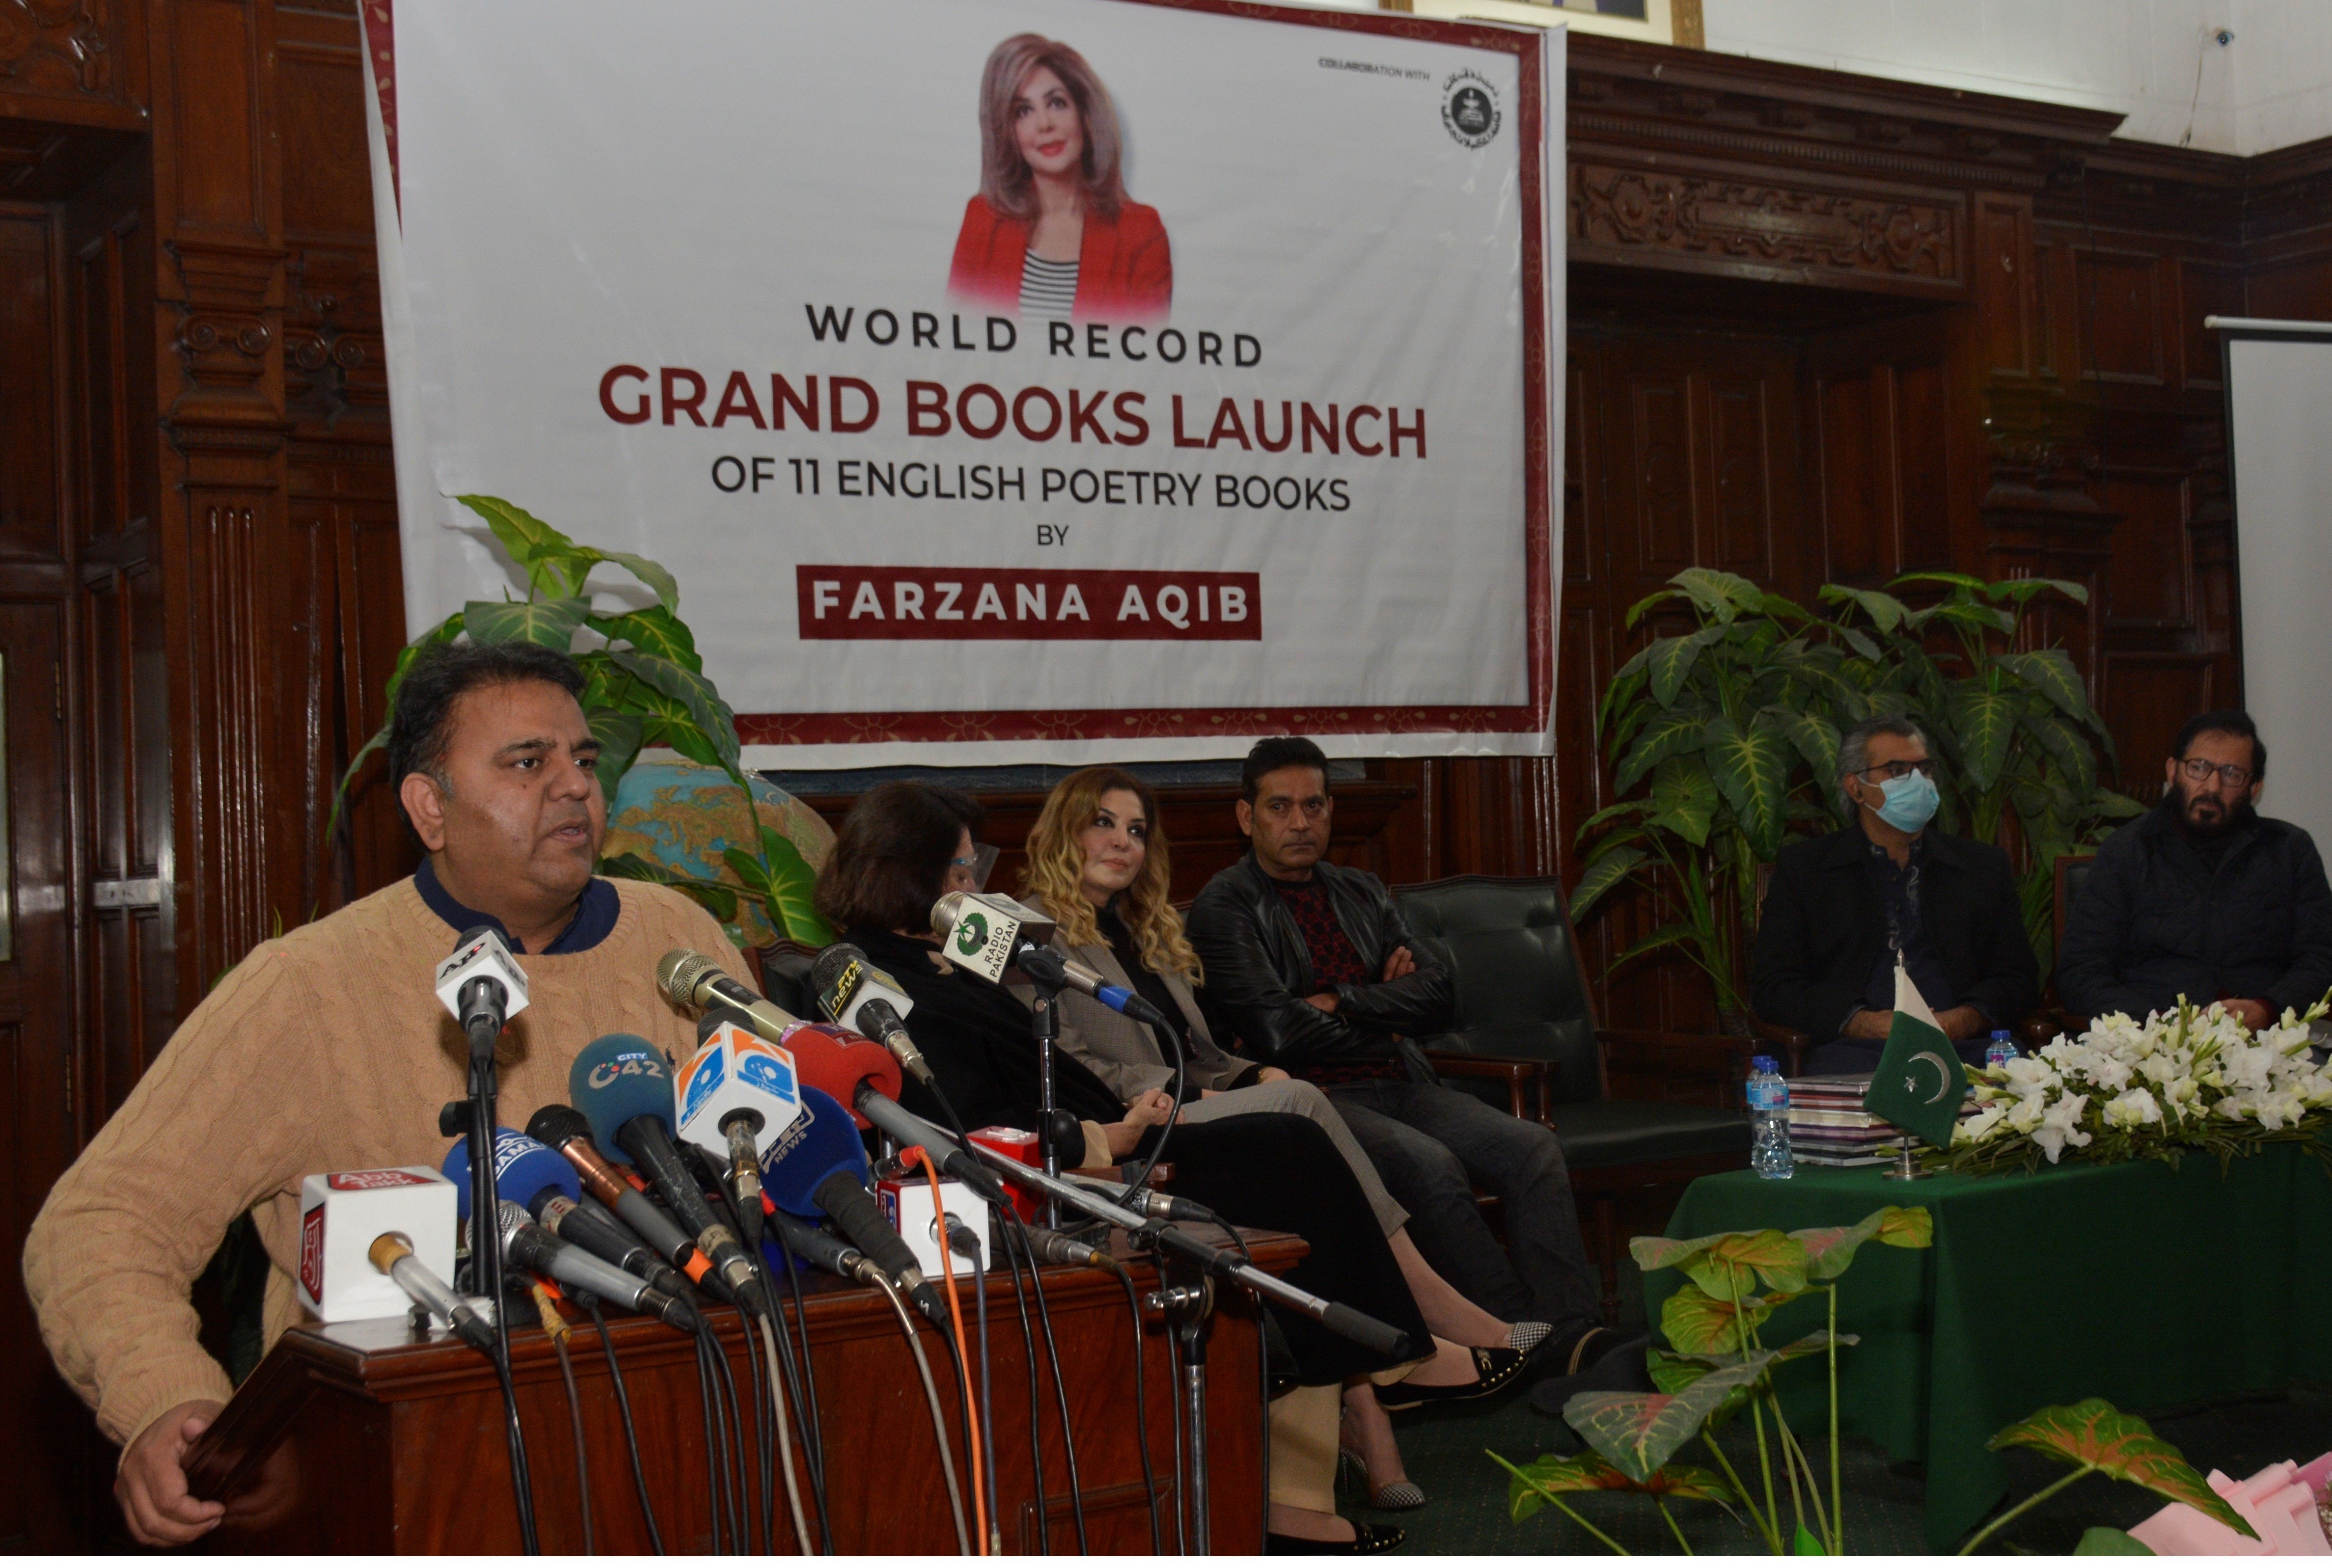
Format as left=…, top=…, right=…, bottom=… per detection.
left=1025, top=973, right=1066, bottom=1229
left=466, top=1017, right=539, bottom=1552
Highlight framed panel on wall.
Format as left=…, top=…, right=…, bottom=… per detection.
left=1385, top=0, right=1702, bottom=49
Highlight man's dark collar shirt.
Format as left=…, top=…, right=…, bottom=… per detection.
left=1857, top=829, right=1965, bottom=1026
left=414, top=857, right=621, bottom=954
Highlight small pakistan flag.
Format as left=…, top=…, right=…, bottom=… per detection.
left=1864, top=956, right=1969, bottom=1148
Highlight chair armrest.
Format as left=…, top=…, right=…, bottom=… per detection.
left=1747, top=1016, right=1811, bottom=1075
left=1426, top=1052, right=1550, bottom=1122
left=2022, top=1008, right=2085, bottom=1050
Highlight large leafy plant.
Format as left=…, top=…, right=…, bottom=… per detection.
left=1571, top=569, right=1863, bottom=1022
left=329, top=495, right=827, bottom=944
left=1821, top=573, right=2141, bottom=969
left=1489, top=1205, right=1934, bottom=1554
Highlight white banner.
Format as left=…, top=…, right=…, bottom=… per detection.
left=370, top=0, right=1563, bottom=765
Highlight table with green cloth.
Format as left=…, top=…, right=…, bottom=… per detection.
left=1648, top=1145, right=2332, bottom=1552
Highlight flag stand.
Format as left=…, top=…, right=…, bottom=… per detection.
left=1881, top=1135, right=1928, bottom=1182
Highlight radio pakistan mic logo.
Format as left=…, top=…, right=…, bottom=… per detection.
left=1441, top=69, right=1501, bottom=148
left=953, top=911, right=990, bottom=958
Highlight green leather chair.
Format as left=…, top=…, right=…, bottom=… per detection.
left=1393, top=874, right=1755, bottom=1322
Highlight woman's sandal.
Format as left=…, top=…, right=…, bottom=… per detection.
left=1266, top=1522, right=1407, bottom=1554
left=1374, top=1345, right=1530, bottom=1411
left=1338, top=1447, right=1427, bottom=1511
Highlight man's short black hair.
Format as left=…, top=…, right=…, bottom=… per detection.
left=2173, top=708, right=2266, bottom=780
left=385, top=642, right=588, bottom=820
left=1240, top=736, right=1330, bottom=803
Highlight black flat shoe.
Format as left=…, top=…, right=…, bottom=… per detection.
left=1266, top=1522, right=1406, bottom=1554
left=1376, top=1345, right=1529, bottom=1411
left=1529, top=1330, right=1658, bottom=1418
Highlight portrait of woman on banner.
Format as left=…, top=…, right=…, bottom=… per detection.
left=947, top=34, right=1173, bottom=324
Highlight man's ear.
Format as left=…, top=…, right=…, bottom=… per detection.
left=1234, top=798, right=1254, bottom=838
left=399, top=772, right=450, bottom=854
left=2163, top=755, right=2181, bottom=788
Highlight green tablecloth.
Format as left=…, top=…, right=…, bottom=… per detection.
left=1651, top=1145, right=2332, bottom=1552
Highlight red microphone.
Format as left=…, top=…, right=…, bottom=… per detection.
left=782, top=1022, right=903, bottom=1129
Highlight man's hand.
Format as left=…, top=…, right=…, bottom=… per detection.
left=2229, top=998, right=2276, bottom=1031
left=116, top=1400, right=226, bottom=1546
left=1935, top=1005, right=1988, bottom=1042
left=1256, top=1066, right=1290, bottom=1084
left=1842, top=1009, right=1893, bottom=1040
left=1382, top=946, right=1417, bottom=982
left=1305, top=992, right=1340, bottom=1014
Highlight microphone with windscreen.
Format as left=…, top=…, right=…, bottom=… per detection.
left=807, top=944, right=935, bottom=1085
left=761, top=1084, right=945, bottom=1324
left=782, top=1022, right=1010, bottom=1205
left=657, top=948, right=799, bottom=1044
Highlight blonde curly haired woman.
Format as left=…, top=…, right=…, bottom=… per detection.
left=1020, top=766, right=1557, bottom=1514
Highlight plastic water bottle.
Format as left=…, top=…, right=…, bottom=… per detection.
left=1986, top=1030, right=2018, bottom=1070
left=1747, top=1056, right=1793, bottom=1179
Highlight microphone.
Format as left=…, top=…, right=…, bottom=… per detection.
left=440, top=1132, right=689, bottom=1298
left=807, top=945, right=935, bottom=1085
left=369, top=1231, right=496, bottom=1353
left=493, top=1199, right=700, bottom=1332
left=433, top=925, right=530, bottom=1056
left=677, top=1008, right=808, bottom=1248
left=930, top=891, right=1173, bottom=1027
left=781, top=1024, right=1014, bottom=1206
left=762, top=1208, right=888, bottom=1290
left=525, top=1103, right=714, bottom=1292
left=1019, top=1224, right=1117, bottom=1272
left=657, top=948, right=800, bottom=1045
left=762, top=1084, right=945, bottom=1324
left=1066, top=1173, right=1214, bottom=1224
left=570, top=1034, right=769, bottom=1316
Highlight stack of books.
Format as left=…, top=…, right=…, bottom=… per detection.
left=1782, top=1074, right=1904, bottom=1166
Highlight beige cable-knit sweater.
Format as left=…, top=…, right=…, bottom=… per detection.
left=22, top=875, right=746, bottom=1449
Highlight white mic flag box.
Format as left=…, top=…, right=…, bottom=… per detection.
left=297, top=1166, right=459, bottom=1323
left=878, top=1176, right=990, bottom=1284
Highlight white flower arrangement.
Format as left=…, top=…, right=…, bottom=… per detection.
left=1937, top=996, right=2332, bottom=1176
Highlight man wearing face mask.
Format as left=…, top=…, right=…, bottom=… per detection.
left=1752, top=715, right=2040, bottom=1074
left=2057, top=710, right=2332, bottom=1026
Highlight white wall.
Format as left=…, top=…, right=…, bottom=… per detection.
left=1308, top=0, right=2332, bottom=155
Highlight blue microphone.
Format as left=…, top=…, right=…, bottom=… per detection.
left=762, top=1086, right=942, bottom=1321
left=441, top=1128, right=580, bottom=1218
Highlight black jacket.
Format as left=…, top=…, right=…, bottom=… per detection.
left=1750, top=826, right=2040, bottom=1039
left=2056, top=798, right=2332, bottom=1020
left=1185, top=852, right=1455, bottom=1071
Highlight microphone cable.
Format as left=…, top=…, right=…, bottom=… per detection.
left=1163, top=1304, right=1189, bottom=1556
left=1115, top=1265, right=1164, bottom=1554
left=734, top=1297, right=772, bottom=1555
left=704, top=1320, right=753, bottom=1553
left=870, top=1271, right=971, bottom=1553
left=771, top=1235, right=835, bottom=1551
left=691, top=1322, right=735, bottom=1552
left=583, top=1297, right=666, bottom=1553
left=996, top=1208, right=1089, bottom=1553
left=911, top=1150, right=989, bottom=1555
left=467, top=1072, right=542, bottom=1552
left=696, top=1150, right=815, bottom=1554
left=987, top=1212, right=1052, bottom=1553
left=535, top=1287, right=597, bottom=1558
left=1116, top=1015, right=1191, bottom=1205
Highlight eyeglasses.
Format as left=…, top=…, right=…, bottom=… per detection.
left=945, top=843, right=999, bottom=892
left=1852, top=759, right=1935, bottom=784
left=2178, top=757, right=2254, bottom=789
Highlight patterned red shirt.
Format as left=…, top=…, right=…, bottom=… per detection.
left=1272, top=878, right=1402, bottom=1086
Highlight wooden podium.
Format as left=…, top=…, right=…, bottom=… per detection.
left=184, top=1231, right=1300, bottom=1553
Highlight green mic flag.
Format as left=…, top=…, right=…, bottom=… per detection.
left=1863, top=956, right=1969, bottom=1149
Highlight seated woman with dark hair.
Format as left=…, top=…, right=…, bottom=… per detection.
left=816, top=781, right=1528, bottom=1553
left=1018, top=765, right=1566, bottom=1510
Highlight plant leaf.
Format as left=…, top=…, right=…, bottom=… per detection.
left=1775, top=708, right=1840, bottom=784
left=1672, top=567, right=1766, bottom=622
left=1675, top=1229, right=1809, bottom=1298
left=1660, top=1279, right=1783, bottom=1356
left=1569, top=845, right=1647, bottom=922
left=464, top=596, right=590, bottom=650
left=2074, top=1527, right=2155, bottom=1555
left=1988, top=1399, right=2255, bottom=1540
left=1496, top=1449, right=1735, bottom=1524
left=580, top=548, right=681, bottom=612
left=458, top=493, right=582, bottom=599
left=1644, top=758, right=1719, bottom=847
left=1996, top=649, right=2093, bottom=723
left=755, top=823, right=834, bottom=945
left=1790, top=1204, right=1924, bottom=1280
left=1703, top=714, right=1792, bottom=859
left=1875, top=1206, right=1934, bottom=1249
left=1563, top=1356, right=1772, bottom=1483
left=1987, top=576, right=2089, bottom=607
left=1646, top=627, right=1727, bottom=707
left=591, top=605, right=702, bottom=672
left=1615, top=703, right=1712, bottom=793
left=587, top=709, right=645, bottom=805
left=1949, top=687, right=2020, bottom=791
left=609, top=649, right=742, bottom=771
left=1890, top=570, right=1989, bottom=593
left=1819, top=583, right=1910, bottom=634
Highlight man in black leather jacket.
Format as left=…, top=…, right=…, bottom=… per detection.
left=1188, top=738, right=1607, bottom=1363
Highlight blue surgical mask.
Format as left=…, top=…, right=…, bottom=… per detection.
left=1873, top=771, right=1940, bottom=835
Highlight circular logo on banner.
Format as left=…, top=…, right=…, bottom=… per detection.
left=1442, top=70, right=1501, bottom=148
left=953, top=912, right=989, bottom=957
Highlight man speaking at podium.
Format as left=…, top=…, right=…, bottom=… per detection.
left=22, top=643, right=743, bottom=1546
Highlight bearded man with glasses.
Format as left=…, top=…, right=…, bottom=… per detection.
left=2058, top=709, right=2332, bottom=1027
left=1752, top=714, right=2041, bottom=1074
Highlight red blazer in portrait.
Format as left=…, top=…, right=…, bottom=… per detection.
left=948, top=195, right=1173, bottom=324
